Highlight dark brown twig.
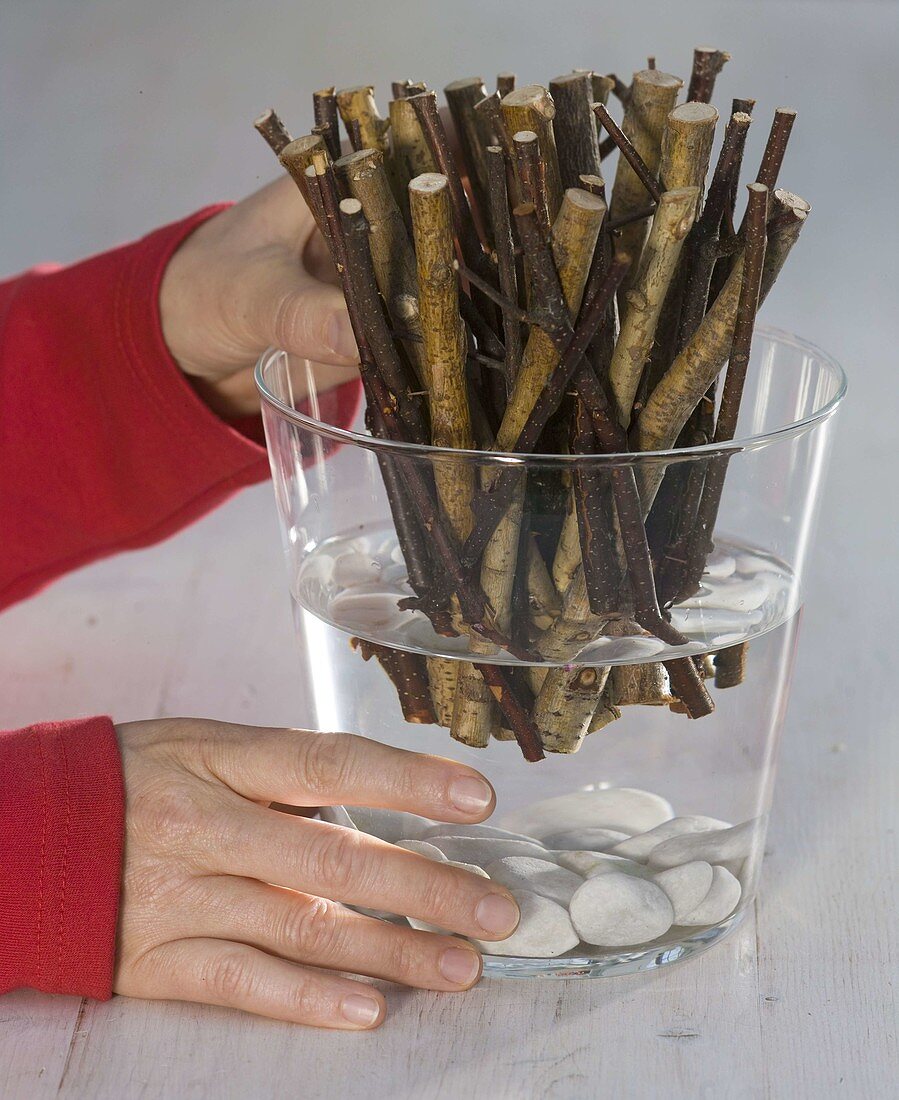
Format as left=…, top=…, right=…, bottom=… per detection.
left=352, top=639, right=437, bottom=723
left=486, top=146, right=524, bottom=384
left=593, top=103, right=663, bottom=204
left=549, top=71, right=603, bottom=189
left=312, top=88, right=341, bottom=160
left=677, top=183, right=769, bottom=600
left=512, top=130, right=550, bottom=237
left=756, top=108, right=797, bottom=191
left=254, top=108, right=293, bottom=155
left=496, top=72, right=516, bottom=97
left=686, top=46, right=730, bottom=103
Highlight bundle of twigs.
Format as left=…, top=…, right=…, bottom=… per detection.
left=255, top=47, right=808, bottom=763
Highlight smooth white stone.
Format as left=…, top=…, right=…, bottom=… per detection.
left=652, top=861, right=714, bottom=923
left=301, top=553, right=335, bottom=585
left=390, top=542, right=406, bottom=565
left=429, top=836, right=556, bottom=866
left=333, top=550, right=382, bottom=588
left=318, top=804, right=356, bottom=830
left=422, top=823, right=542, bottom=844
left=541, top=827, right=630, bottom=852
left=701, top=575, right=772, bottom=612
left=406, top=861, right=489, bottom=934
left=501, top=787, right=674, bottom=839
left=711, top=632, right=745, bottom=647
left=735, top=552, right=775, bottom=575
left=679, top=865, right=742, bottom=926
left=608, top=816, right=732, bottom=862
left=569, top=873, right=674, bottom=947
left=473, top=890, right=579, bottom=958
left=485, top=857, right=584, bottom=907
left=648, top=818, right=762, bottom=870
left=395, top=839, right=447, bottom=861
left=704, top=553, right=737, bottom=579
left=345, top=807, right=432, bottom=843
left=554, top=851, right=645, bottom=878
left=584, top=635, right=667, bottom=662
left=584, top=856, right=651, bottom=879
left=673, top=607, right=763, bottom=633
left=329, top=589, right=407, bottom=631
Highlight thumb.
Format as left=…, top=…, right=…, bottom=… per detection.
left=261, top=266, right=359, bottom=367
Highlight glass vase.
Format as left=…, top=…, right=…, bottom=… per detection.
left=256, top=327, right=844, bottom=978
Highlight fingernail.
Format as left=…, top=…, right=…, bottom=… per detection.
left=439, top=946, right=481, bottom=986
left=448, top=775, right=493, bottom=815
left=475, top=893, right=520, bottom=937
left=341, top=993, right=381, bottom=1027
left=326, top=312, right=358, bottom=361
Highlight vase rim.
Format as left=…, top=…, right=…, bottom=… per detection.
left=254, top=325, right=847, bottom=465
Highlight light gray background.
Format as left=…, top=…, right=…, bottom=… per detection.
left=1, top=2, right=897, bottom=1096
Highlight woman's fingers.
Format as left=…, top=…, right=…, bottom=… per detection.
left=133, top=937, right=385, bottom=1030
left=209, top=808, right=520, bottom=941
left=205, top=725, right=497, bottom=824
left=193, top=877, right=483, bottom=992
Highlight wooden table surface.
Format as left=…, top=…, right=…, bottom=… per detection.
left=2, top=1, right=897, bottom=1096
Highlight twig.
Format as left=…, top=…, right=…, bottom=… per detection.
left=594, top=103, right=663, bottom=205
left=444, top=77, right=494, bottom=233
left=686, top=46, right=730, bottom=103
left=352, top=639, right=437, bottom=723
left=312, top=88, right=341, bottom=160
left=756, top=107, right=797, bottom=190
left=254, top=108, right=292, bottom=155
left=336, top=85, right=390, bottom=153
left=496, top=72, right=516, bottom=97
left=550, top=71, right=603, bottom=189
left=675, top=183, right=769, bottom=598
left=501, top=85, right=565, bottom=221
left=486, top=146, right=524, bottom=384
left=512, top=130, right=551, bottom=236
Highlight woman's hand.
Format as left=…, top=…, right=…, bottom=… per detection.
left=159, top=177, right=357, bottom=417
left=114, top=718, right=520, bottom=1030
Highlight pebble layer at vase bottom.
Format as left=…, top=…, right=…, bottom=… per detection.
left=319, top=788, right=764, bottom=978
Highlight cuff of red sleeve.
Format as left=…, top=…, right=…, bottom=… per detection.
left=0, top=717, right=124, bottom=1000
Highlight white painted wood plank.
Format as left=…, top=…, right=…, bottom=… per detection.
left=52, top=918, right=762, bottom=1100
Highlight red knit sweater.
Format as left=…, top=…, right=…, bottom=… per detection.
left=0, top=208, right=360, bottom=1000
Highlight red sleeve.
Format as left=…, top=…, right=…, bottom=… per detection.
left=0, top=210, right=361, bottom=999
left=0, top=718, right=123, bottom=999
left=0, top=204, right=360, bottom=611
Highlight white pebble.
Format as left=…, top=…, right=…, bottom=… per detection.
left=429, top=836, right=556, bottom=866
left=501, top=787, right=674, bottom=839
left=380, top=562, right=408, bottom=584
left=333, top=551, right=382, bottom=587
left=553, top=851, right=645, bottom=878
left=679, top=865, right=742, bottom=926
left=735, top=552, right=774, bottom=575
left=608, top=816, right=731, bottom=862
left=318, top=804, right=356, bottom=830
left=704, top=553, right=736, bottom=579
left=329, top=589, right=407, bottom=631
left=541, top=827, right=630, bottom=852
left=584, top=635, right=666, bottom=663
left=485, top=857, right=584, bottom=907
left=301, top=553, right=335, bottom=585
left=345, top=807, right=432, bottom=843
left=680, top=575, right=771, bottom=612
left=422, top=823, right=541, bottom=844
left=672, top=607, right=763, bottom=634
left=473, top=890, right=579, bottom=958
left=390, top=542, right=406, bottom=565
left=407, top=861, right=489, bottom=934
left=396, top=839, right=447, bottom=860
left=652, top=862, right=714, bottom=923
left=648, top=818, right=761, bottom=870
left=569, top=873, right=674, bottom=947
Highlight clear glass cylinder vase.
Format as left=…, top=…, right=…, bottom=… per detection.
left=256, top=327, right=844, bottom=978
